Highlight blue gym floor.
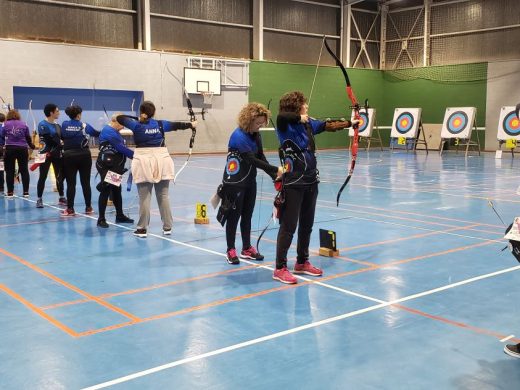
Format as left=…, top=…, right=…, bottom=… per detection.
left=1, top=150, right=520, bottom=389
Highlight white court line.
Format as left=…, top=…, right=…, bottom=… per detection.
left=83, top=264, right=520, bottom=389
left=500, top=335, right=515, bottom=343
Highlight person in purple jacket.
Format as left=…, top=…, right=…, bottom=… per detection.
left=0, top=110, right=36, bottom=198
left=0, top=112, right=5, bottom=194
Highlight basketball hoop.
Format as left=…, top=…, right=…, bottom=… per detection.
left=201, top=91, right=214, bottom=105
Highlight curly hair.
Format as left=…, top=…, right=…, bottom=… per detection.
left=237, top=102, right=270, bottom=131
left=279, top=91, right=307, bottom=114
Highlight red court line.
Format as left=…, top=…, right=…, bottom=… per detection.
left=0, top=218, right=63, bottom=228
left=40, top=262, right=274, bottom=310
left=76, top=281, right=310, bottom=337
left=394, top=304, right=520, bottom=344
left=72, top=240, right=497, bottom=336
left=337, top=223, right=483, bottom=252
left=0, top=284, right=80, bottom=338
left=319, top=240, right=497, bottom=283
left=0, top=247, right=141, bottom=322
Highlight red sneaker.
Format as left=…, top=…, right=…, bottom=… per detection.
left=60, top=208, right=75, bottom=217
left=240, top=245, right=264, bottom=261
left=294, top=261, right=323, bottom=276
left=273, top=267, right=297, bottom=284
left=58, top=197, right=67, bottom=206
left=85, top=206, right=94, bottom=214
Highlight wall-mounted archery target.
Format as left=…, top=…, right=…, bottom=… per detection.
left=440, top=107, right=476, bottom=139
left=390, top=108, right=422, bottom=139
left=349, top=108, right=376, bottom=137
left=497, top=106, right=520, bottom=141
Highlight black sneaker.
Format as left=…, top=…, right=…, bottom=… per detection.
left=97, top=219, right=109, bottom=228
left=36, top=198, right=44, bottom=208
left=504, top=343, right=520, bottom=358
left=23, top=192, right=29, bottom=198
left=226, top=248, right=240, bottom=265
left=115, top=215, right=134, bottom=224
left=133, top=228, right=147, bottom=238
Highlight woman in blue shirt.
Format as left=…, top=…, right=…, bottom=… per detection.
left=60, top=105, right=99, bottom=216
left=96, top=113, right=134, bottom=228
left=117, top=101, right=196, bottom=238
left=218, top=103, right=282, bottom=265
left=273, top=91, right=357, bottom=284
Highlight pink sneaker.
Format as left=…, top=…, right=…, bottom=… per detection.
left=294, top=261, right=323, bottom=276
left=240, top=245, right=264, bottom=261
left=226, top=248, right=239, bottom=265
left=273, top=267, right=297, bottom=284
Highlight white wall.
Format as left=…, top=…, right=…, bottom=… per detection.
left=0, top=38, right=248, bottom=154
left=486, top=60, right=520, bottom=150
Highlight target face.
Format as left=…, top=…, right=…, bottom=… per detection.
left=226, top=157, right=240, bottom=175
left=284, top=157, right=293, bottom=173
left=390, top=108, right=422, bottom=139
left=395, top=112, right=414, bottom=134
left=441, top=107, right=476, bottom=139
left=349, top=108, right=376, bottom=137
left=503, top=111, right=520, bottom=136
left=446, top=111, right=468, bottom=134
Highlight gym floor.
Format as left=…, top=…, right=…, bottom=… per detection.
left=1, top=149, right=519, bottom=389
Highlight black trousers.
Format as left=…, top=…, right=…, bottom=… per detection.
left=4, top=147, right=30, bottom=194
left=63, top=149, right=92, bottom=209
left=225, top=182, right=257, bottom=251
left=37, top=155, right=64, bottom=198
left=96, top=163, right=124, bottom=220
left=276, top=183, right=318, bottom=269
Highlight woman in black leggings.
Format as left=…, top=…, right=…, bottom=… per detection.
left=218, top=103, right=282, bottom=265
left=60, top=105, right=99, bottom=216
left=1, top=110, right=35, bottom=197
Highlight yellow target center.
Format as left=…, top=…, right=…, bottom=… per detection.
left=401, top=119, right=408, bottom=127
left=453, top=119, right=462, bottom=127
left=512, top=118, right=520, bottom=128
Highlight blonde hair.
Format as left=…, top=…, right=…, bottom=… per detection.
left=237, top=103, right=270, bottom=131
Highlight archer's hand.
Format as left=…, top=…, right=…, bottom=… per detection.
left=351, top=119, right=360, bottom=127
left=190, top=120, right=198, bottom=129
left=276, top=166, right=284, bottom=179
left=299, top=114, right=309, bottom=123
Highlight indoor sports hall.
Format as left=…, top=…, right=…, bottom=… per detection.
left=1, top=0, right=520, bottom=389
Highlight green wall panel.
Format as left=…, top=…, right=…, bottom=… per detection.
left=251, top=61, right=488, bottom=150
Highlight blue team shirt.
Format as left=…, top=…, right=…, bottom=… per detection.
left=37, top=120, right=61, bottom=153
left=275, top=118, right=325, bottom=151
left=99, top=125, right=134, bottom=159
left=61, top=119, right=99, bottom=150
left=228, top=128, right=258, bottom=153
left=118, top=117, right=186, bottom=147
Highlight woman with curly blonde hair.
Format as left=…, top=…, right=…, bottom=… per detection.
left=218, top=102, right=282, bottom=265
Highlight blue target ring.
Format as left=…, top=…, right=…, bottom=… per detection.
left=358, top=112, right=369, bottom=133
left=503, top=111, right=520, bottom=136
left=226, top=157, right=240, bottom=176
left=395, top=112, right=414, bottom=134
left=447, top=111, right=468, bottom=134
